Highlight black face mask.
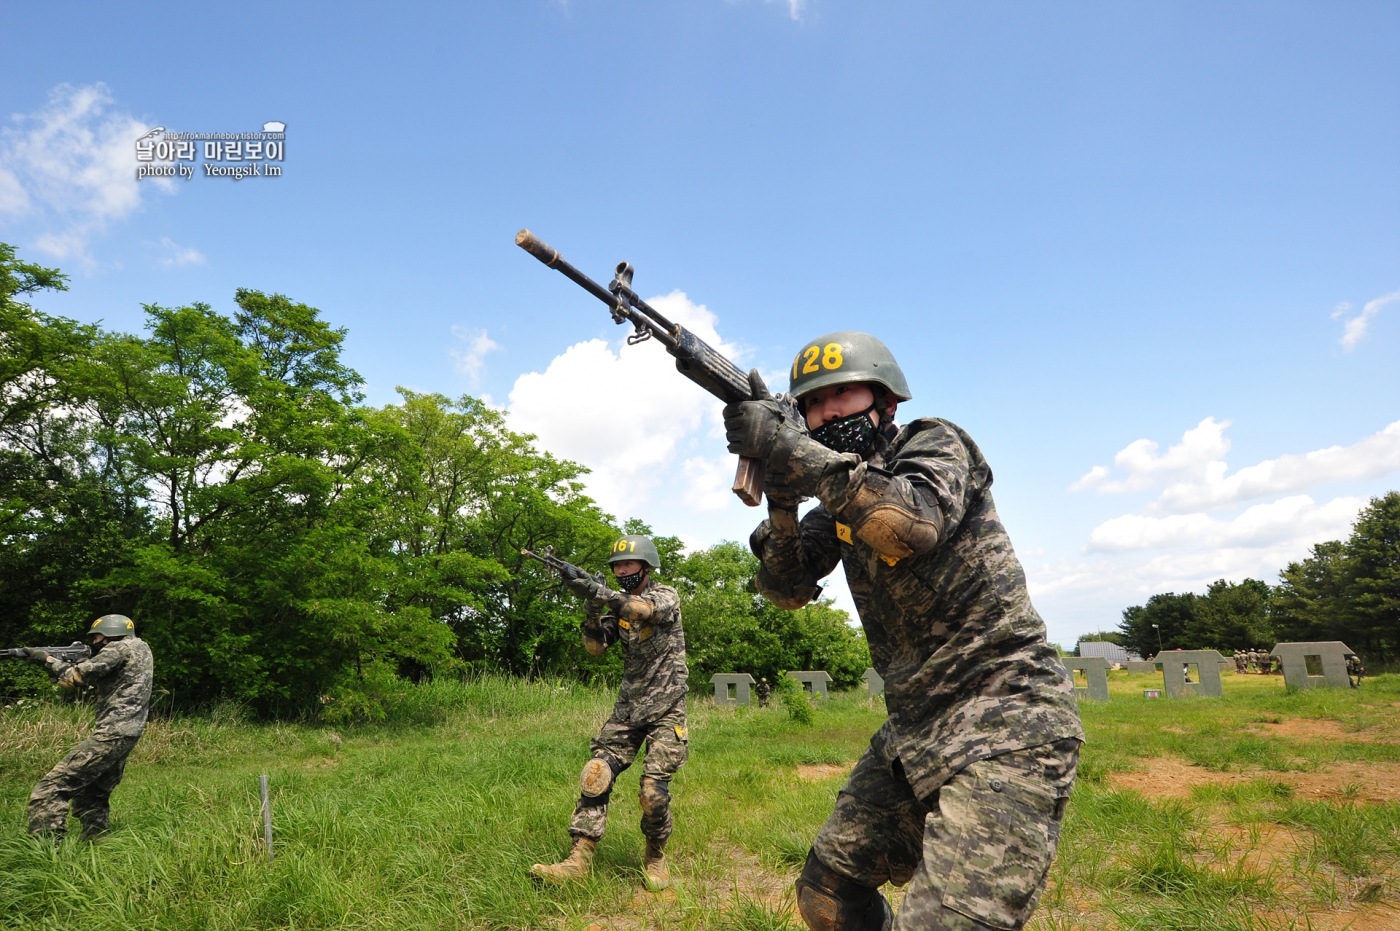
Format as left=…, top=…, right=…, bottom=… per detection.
left=90, top=639, right=107, bottom=656
left=616, top=570, right=647, bottom=592
left=810, top=404, right=880, bottom=455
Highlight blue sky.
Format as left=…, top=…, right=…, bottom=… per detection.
left=2, top=0, right=1397, bottom=647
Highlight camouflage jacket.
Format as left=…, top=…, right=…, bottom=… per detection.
left=752, top=417, right=1082, bottom=799
left=53, top=637, right=154, bottom=739
left=585, top=582, right=689, bottom=725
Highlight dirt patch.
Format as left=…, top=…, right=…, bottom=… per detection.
left=797, top=763, right=852, bottom=782
left=1247, top=717, right=1395, bottom=743
left=1110, top=756, right=1400, bottom=804
left=579, top=843, right=794, bottom=931
left=1256, top=905, right=1400, bottom=931
left=1205, top=823, right=1309, bottom=874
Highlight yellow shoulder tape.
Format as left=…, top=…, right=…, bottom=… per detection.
left=835, top=522, right=853, bottom=544
left=675, top=725, right=687, bottom=739
left=878, top=554, right=900, bottom=567
left=618, top=619, right=631, bottom=630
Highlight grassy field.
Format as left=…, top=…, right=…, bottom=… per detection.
left=2, top=671, right=1399, bottom=930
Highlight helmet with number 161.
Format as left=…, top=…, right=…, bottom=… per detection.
left=607, top=535, right=662, bottom=570
left=787, top=331, right=912, bottom=406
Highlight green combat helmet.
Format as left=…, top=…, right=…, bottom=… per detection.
left=787, top=330, right=913, bottom=405
left=608, top=535, right=661, bottom=570
left=88, top=614, right=135, bottom=638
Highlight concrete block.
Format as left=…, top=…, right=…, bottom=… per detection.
left=861, top=667, right=884, bottom=698
left=710, top=672, right=756, bottom=706
left=1066, top=656, right=1110, bottom=701
left=1270, top=642, right=1355, bottom=691
left=1159, top=650, right=1226, bottom=698
left=788, top=671, right=833, bottom=701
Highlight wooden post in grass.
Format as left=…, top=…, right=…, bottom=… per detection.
left=260, top=774, right=274, bottom=861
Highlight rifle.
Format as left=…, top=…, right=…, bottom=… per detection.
left=2, top=642, right=90, bottom=664
left=515, top=230, right=778, bottom=507
left=521, top=546, right=605, bottom=587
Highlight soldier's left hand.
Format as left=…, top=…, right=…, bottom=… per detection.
left=564, top=573, right=605, bottom=602
left=57, top=667, right=83, bottom=690
left=24, top=648, right=49, bottom=666
left=724, top=370, right=788, bottom=459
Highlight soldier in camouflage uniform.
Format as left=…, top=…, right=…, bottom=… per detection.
left=724, top=332, right=1084, bottom=931
left=24, top=614, right=153, bottom=842
left=531, top=534, right=689, bottom=892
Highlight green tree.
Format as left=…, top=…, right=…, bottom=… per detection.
left=79, top=293, right=453, bottom=712
left=0, top=244, right=147, bottom=698
left=363, top=389, right=619, bottom=679
left=1117, top=592, right=1197, bottom=659
left=673, top=541, right=869, bottom=688
left=1344, top=492, right=1400, bottom=661
left=1191, top=578, right=1276, bottom=650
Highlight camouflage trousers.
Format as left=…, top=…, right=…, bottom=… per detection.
left=814, top=738, right=1079, bottom=930
left=569, top=698, right=689, bottom=844
left=28, top=735, right=141, bottom=841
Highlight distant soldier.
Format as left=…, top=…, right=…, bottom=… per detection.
left=1346, top=655, right=1365, bottom=688
left=531, top=535, right=688, bottom=892
left=25, top=615, right=153, bottom=842
left=1245, top=649, right=1258, bottom=673
left=756, top=676, right=772, bottom=707
left=728, top=332, right=1083, bottom=931
left=1233, top=651, right=1246, bottom=674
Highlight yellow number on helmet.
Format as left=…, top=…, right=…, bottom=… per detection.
left=629, top=541, right=636, bottom=552
left=801, top=345, right=821, bottom=374
left=823, top=343, right=843, bottom=370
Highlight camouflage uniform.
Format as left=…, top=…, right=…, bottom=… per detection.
left=569, top=582, right=689, bottom=845
left=752, top=417, right=1084, bottom=929
left=29, top=637, right=154, bottom=840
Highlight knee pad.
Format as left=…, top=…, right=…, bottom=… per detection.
left=580, top=757, right=616, bottom=799
left=795, top=849, right=892, bottom=931
left=639, top=777, right=670, bottom=816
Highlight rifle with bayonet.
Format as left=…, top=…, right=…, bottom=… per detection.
left=515, top=230, right=784, bottom=507
left=2, top=642, right=90, bottom=664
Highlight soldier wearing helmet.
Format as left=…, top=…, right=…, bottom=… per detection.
left=24, top=614, right=153, bottom=842
left=724, top=332, right=1083, bottom=931
left=531, top=534, right=689, bottom=892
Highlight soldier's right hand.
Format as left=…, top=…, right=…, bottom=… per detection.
left=57, top=667, right=83, bottom=689
left=24, top=648, right=49, bottom=666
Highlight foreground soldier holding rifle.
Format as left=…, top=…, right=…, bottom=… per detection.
left=728, top=332, right=1084, bottom=930
left=524, top=536, right=689, bottom=891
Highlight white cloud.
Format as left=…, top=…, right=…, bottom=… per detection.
left=1073, top=417, right=1400, bottom=513
left=1067, top=464, right=1109, bottom=492
left=1337, top=288, right=1400, bottom=350
left=1087, top=494, right=1364, bottom=553
left=0, top=83, right=163, bottom=263
left=449, top=327, right=500, bottom=386
left=1155, top=419, right=1400, bottom=512
left=507, top=290, right=743, bottom=519
left=1031, top=494, right=1364, bottom=601
left=157, top=236, right=204, bottom=268
left=766, top=0, right=807, bottom=19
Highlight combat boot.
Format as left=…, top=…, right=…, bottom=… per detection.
left=643, top=838, right=670, bottom=891
left=530, top=837, right=596, bottom=883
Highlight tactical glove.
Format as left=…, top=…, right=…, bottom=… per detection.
left=723, top=370, right=796, bottom=460
left=24, top=648, right=49, bottom=666
left=565, top=574, right=607, bottom=602
left=57, top=667, right=83, bottom=690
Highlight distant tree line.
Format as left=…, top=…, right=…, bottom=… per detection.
left=0, top=245, right=866, bottom=716
left=1114, top=493, right=1400, bottom=663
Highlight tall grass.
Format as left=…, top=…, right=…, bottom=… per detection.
left=3, top=672, right=1399, bottom=929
